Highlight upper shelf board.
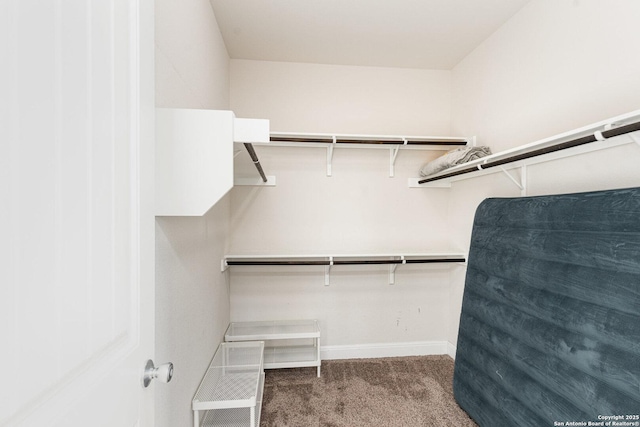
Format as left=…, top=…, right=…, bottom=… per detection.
left=265, top=132, right=470, bottom=150
left=411, top=109, right=640, bottom=188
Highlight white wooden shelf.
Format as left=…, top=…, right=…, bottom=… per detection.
left=222, top=253, right=466, bottom=286
left=267, top=131, right=470, bottom=149
left=192, top=342, right=265, bottom=427
left=257, top=131, right=472, bottom=177
left=225, top=320, right=321, bottom=377
left=411, top=109, right=640, bottom=193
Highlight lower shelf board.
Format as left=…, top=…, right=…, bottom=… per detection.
left=263, top=345, right=319, bottom=369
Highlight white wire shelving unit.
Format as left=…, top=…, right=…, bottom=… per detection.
left=225, top=319, right=322, bottom=377
left=192, top=342, right=265, bottom=427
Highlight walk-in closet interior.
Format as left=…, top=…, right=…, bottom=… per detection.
left=154, top=1, right=640, bottom=426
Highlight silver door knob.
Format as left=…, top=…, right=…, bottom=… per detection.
left=143, top=359, right=174, bottom=388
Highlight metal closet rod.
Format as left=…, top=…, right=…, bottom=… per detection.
left=243, top=143, right=267, bottom=183
left=225, top=257, right=466, bottom=266
left=418, top=120, right=640, bottom=184
left=269, top=136, right=467, bottom=146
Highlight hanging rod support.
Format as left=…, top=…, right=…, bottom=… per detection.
left=243, top=143, right=268, bottom=183
left=593, top=130, right=607, bottom=141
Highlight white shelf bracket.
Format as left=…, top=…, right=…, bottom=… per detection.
left=389, top=256, right=405, bottom=285
left=221, top=258, right=229, bottom=272
left=389, top=139, right=406, bottom=177
left=324, top=256, right=333, bottom=286
left=326, top=136, right=336, bottom=176
left=499, top=166, right=526, bottom=194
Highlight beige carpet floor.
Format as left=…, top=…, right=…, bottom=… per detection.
left=260, top=355, right=478, bottom=427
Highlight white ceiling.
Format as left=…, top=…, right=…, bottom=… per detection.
left=210, top=0, right=531, bottom=70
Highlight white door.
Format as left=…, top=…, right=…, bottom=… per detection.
left=1, top=0, right=155, bottom=426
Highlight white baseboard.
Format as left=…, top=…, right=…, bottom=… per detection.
left=447, top=342, right=457, bottom=359
left=321, top=341, right=449, bottom=360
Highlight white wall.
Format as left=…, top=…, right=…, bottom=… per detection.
left=452, top=0, right=640, bottom=152
left=231, top=60, right=451, bottom=135
left=229, top=146, right=459, bottom=356
left=155, top=0, right=229, bottom=109
left=228, top=60, right=458, bottom=357
left=154, top=1, right=231, bottom=426
left=448, top=0, right=640, bottom=348
left=155, top=202, right=231, bottom=426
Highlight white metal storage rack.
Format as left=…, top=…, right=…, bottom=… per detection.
left=225, top=320, right=321, bottom=377
left=192, top=341, right=265, bottom=427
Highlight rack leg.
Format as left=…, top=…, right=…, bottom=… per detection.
left=316, top=337, right=321, bottom=377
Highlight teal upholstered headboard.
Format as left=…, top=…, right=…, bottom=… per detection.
left=454, top=187, right=640, bottom=426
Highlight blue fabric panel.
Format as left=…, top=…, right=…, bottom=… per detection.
left=454, top=187, right=640, bottom=427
